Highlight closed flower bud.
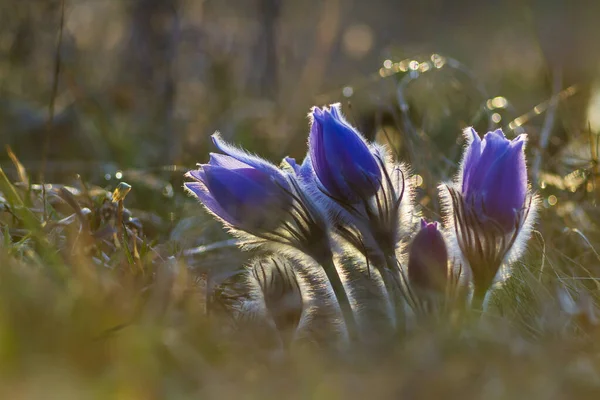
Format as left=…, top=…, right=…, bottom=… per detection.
left=408, top=220, right=448, bottom=294
left=309, top=103, right=381, bottom=202
left=185, top=135, right=292, bottom=232
left=461, top=128, right=527, bottom=232
left=443, top=127, right=538, bottom=306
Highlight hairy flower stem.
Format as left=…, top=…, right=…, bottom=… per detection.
left=471, top=285, right=487, bottom=311
left=384, top=254, right=403, bottom=323
left=317, top=252, right=358, bottom=343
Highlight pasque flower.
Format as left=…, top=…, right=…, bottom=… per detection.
left=309, top=104, right=381, bottom=202
left=184, top=135, right=291, bottom=233
left=186, top=133, right=360, bottom=343
left=306, top=104, right=411, bottom=258
left=461, top=128, right=527, bottom=232
left=306, top=104, right=413, bottom=329
left=408, top=220, right=448, bottom=295
left=443, top=128, right=537, bottom=306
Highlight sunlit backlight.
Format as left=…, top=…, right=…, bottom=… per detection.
left=548, top=195, right=558, bottom=206
left=415, top=174, right=424, bottom=187
left=383, top=59, right=393, bottom=69
left=342, top=86, right=354, bottom=97
left=587, top=182, right=594, bottom=192
left=491, top=96, right=507, bottom=109
left=487, top=97, right=507, bottom=110
left=492, top=113, right=502, bottom=123
left=508, top=118, right=523, bottom=130
left=431, top=54, right=446, bottom=68
left=408, top=60, right=419, bottom=71
left=587, top=82, right=600, bottom=133
left=342, top=24, right=373, bottom=59
left=115, top=171, right=123, bottom=180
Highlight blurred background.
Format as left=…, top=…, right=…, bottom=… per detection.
left=2, top=2, right=600, bottom=396
left=1, top=0, right=600, bottom=246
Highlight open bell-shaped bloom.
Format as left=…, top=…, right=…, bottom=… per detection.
left=185, top=135, right=292, bottom=232
left=461, top=128, right=527, bottom=232
left=309, top=104, right=381, bottom=203
left=408, top=219, right=449, bottom=294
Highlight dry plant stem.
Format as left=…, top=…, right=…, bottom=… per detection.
left=531, top=67, right=562, bottom=186
left=117, top=199, right=124, bottom=242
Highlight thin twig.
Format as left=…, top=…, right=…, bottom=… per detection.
left=40, top=0, right=66, bottom=221
left=184, top=239, right=240, bottom=257
left=531, top=67, right=562, bottom=186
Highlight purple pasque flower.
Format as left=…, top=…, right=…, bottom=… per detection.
left=444, top=127, right=537, bottom=305
left=461, top=128, right=527, bottom=232
left=408, top=219, right=449, bottom=294
left=307, top=105, right=410, bottom=254
left=185, top=134, right=292, bottom=232
left=309, top=104, right=381, bottom=203
left=186, top=134, right=360, bottom=341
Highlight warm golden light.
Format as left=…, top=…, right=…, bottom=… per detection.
left=491, top=96, right=507, bottom=109
left=342, top=24, right=374, bottom=59
left=415, top=174, right=423, bottom=187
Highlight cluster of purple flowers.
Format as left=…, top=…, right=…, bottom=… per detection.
left=185, top=103, right=537, bottom=342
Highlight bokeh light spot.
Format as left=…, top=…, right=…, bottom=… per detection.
left=342, top=24, right=374, bottom=59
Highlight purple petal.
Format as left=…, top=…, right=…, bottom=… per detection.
left=482, top=136, right=527, bottom=231
left=464, top=129, right=511, bottom=201
left=202, top=165, right=290, bottom=230
left=211, top=133, right=288, bottom=189
left=184, top=181, right=238, bottom=226
left=208, top=153, right=251, bottom=169
left=298, top=155, right=315, bottom=183
left=185, top=168, right=207, bottom=183
left=408, top=220, right=448, bottom=293
left=461, top=128, right=482, bottom=194
left=309, top=104, right=381, bottom=201
left=204, top=166, right=273, bottom=206
left=309, top=112, right=348, bottom=198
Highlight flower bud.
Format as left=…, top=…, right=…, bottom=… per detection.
left=408, top=220, right=448, bottom=294
left=309, top=103, right=381, bottom=202
left=461, top=128, right=527, bottom=232
left=185, top=139, right=292, bottom=232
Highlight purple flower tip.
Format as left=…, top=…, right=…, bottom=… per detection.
left=308, top=103, right=381, bottom=202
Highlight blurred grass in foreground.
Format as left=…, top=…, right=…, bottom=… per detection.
left=1, top=144, right=600, bottom=399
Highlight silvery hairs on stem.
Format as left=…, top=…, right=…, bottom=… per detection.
left=185, top=132, right=358, bottom=344
left=297, top=103, right=419, bottom=329
left=304, top=104, right=417, bottom=266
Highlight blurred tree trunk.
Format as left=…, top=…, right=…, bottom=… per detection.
left=253, top=0, right=281, bottom=98
left=119, top=0, right=180, bottom=165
